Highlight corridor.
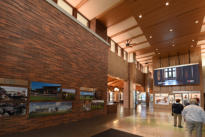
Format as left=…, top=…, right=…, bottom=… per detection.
left=1, top=104, right=204, bottom=137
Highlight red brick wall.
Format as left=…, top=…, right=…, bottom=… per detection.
left=0, top=0, right=108, bottom=135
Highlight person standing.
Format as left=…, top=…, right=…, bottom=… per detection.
left=172, top=99, right=184, bottom=128
left=182, top=98, right=205, bottom=137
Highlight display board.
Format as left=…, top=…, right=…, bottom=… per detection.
left=169, top=95, right=174, bottom=104
left=0, top=78, right=28, bottom=117
left=0, top=102, right=26, bottom=117
left=175, top=94, right=182, bottom=103
left=80, top=91, right=95, bottom=100
left=29, top=102, right=72, bottom=117
left=30, top=81, right=61, bottom=101
left=155, top=94, right=169, bottom=105
left=82, top=100, right=104, bottom=111
left=62, top=88, right=76, bottom=100
left=0, top=86, right=28, bottom=101
left=154, top=64, right=200, bottom=86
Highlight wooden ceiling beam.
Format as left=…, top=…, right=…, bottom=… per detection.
left=123, top=41, right=148, bottom=49
left=110, top=25, right=139, bottom=38
left=108, top=79, right=120, bottom=85
left=117, top=34, right=144, bottom=44
left=76, top=0, right=88, bottom=9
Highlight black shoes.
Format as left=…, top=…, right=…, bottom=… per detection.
left=178, top=126, right=183, bottom=128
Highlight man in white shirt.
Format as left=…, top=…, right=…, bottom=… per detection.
left=182, top=98, right=205, bottom=137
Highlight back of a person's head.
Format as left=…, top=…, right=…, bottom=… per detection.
left=189, top=98, right=197, bottom=105
left=176, top=99, right=180, bottom=103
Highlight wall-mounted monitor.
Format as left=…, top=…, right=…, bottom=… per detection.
left=30, top=81, right=61, bottom=101
left=154, top=64, right=200, bottom=86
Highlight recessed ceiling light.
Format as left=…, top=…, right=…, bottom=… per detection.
left=139, top=14, right=142, bottom=19
left=192, top=39, right=195, bottom=42
left=149, top=35, right=152, bottom=39
left=165, top=2, right=169, bottom=6
left=169, top=29, right=173, bottom=32
left=195, top=20, right=199, bottom=24
left=172, top=44, right=175, bottom=47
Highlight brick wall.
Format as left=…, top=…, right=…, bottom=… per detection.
left=0, top=0, right=108, bottom=135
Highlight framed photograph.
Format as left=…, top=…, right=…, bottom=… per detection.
left=0, top=86, right=28, bottom=101
left=62, top=89, right=76, bottom=100
left=0, top=102, right=26, bottom=117
left=169, top=95, right=175, bottom=104
left=29, top=102, right=72, bottom=118
left=182, top=94, right=189, bottom=105
left=155, top=94, right=169, bottom=105
left=80, top=91, right=95, bottom=100
left=30, top=81, right=61, bottom=101
left=175, top=94, right=182, bottom=103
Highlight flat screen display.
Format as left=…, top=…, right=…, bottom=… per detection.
left=154, top=64, right=200, bottom=86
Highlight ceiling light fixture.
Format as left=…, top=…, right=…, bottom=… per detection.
left=172, top=44, right=175, bottom=47
left=192, top=39, right=195, bottom=42
left=195, top=20, right=199, bottom=24
left=169, top=29, right=173, bottom=32
left=139, top=14, right=142, bottom=19
left=149, top=35, right=152, bottom=39
left=155, top=48, right=158, bottom=50
left=165, top=2, right=169, bottom=6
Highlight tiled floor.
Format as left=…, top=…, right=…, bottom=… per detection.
left=1, top=104, right=205, bottom=137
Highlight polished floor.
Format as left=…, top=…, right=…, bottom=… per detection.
left=1, top=104, right=205, bottom=137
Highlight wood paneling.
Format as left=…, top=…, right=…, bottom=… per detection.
left=0, top=0, right=108, bottom=135
left=97, top=0, right=205, bottom=57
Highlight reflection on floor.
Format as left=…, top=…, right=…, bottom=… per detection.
left=1, top=104, right=205, bottom=137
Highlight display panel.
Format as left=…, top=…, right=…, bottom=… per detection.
left=82, top=100, right=104, bottom=111
left=0, top=102, right=26, bottom=117
left=29, top=102, right=72, bottom=117
left=154, top=64, right=199, bottom=86
left=175, top=94, right=182, bottom=103
left=155, top=94, right=169, bottom=105
left=169, top=95, right=174, bottom=104
left=0, top=86, right=28, bottom=101
left=30, top=81, right=61, bottom=101
left=80, top=91, right=95, bottom=100
left=62, top=89, right=76, bottom=100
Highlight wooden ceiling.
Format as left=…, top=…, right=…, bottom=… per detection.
left=65, top=0, right=205, bottom=66
left=107, top=76, right=124, bottom=89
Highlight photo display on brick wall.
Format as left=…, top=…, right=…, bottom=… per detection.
left=80, top=91, right=95, bottom=100
left=30, top=81, right=61, bottom=101
left=0, top=78, right=28, bottom=117
left=62, top=88, right=76, bottom=100
left=82, top=100, right=104, bottom=111
left=29, top=102, right=72, bottom=118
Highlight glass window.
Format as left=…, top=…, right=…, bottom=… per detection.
left=169, top=71, right=172, bottom=77
left=111, top=40, right=115, bottom=52
left=77, top=13, right=89, bottom=27
left=118, top=47, right=121, bottom=56
left=124, top=51, right=127, bottom=60
left=165, top=71, right=168, bottom=78
left=57, top=0, right=73, bottom=15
